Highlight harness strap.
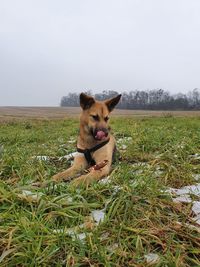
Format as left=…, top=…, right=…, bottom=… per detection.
left=77, top=138, right=110, bottom=165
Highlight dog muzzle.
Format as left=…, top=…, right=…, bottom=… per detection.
left=94, top=128, right=109, bottom=141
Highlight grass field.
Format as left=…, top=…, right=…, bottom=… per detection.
left=1, top=115, right=200, bottom=266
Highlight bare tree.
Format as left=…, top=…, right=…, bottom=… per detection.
left=60, top=88, right=200, bottom=110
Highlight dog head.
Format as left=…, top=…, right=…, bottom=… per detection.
left=80, top=93, right=121, bottom=141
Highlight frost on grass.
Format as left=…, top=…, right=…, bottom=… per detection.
left=34, top=155, right=50, bottom=161
left=189, top=153, right=200, bottom=160
left=107, top=243, right=119, bottom=252
left=34, top=136, right=131, bottom=164
left=132, top=162, right=164, bottom=177
left=98, top=176, right=111, bottom=185
left=33, top=152, right=84, bottom=162
left=67, top=138, right=76, bottom=144
left=117, top=136, right=132, bottom=150
left=52, top=225, right=86, bottom=242
left=58, top=152, right=84, bottom=161
left=52, top=208, right=106, bottom=243
left=120, top=144, right=127, bottom=150
left=17, top=190, right=44, bottom=202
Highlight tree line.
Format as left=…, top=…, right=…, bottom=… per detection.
left=60, top=88, right=200, bottom=110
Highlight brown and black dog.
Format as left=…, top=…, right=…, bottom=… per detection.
left=52, top=93, right=121, bottom=187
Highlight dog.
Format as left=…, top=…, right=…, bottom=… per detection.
left=52, top=92, right=121, bottom=187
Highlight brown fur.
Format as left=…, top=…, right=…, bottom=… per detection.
left=52, top=93, right=121, bottom=187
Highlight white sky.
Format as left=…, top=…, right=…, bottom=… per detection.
left=0, top=0, right=200, bottom=106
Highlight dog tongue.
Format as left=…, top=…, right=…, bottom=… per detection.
left=95, top=130, right=106, bottom=140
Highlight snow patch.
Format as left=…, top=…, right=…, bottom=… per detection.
left=193, top=174, right=200, bottom=181
left=168, top=184, right=200, bottom=196
left=173, top=195, right=192, bottom=203
left=18, top=190, right=44, bottom=201
left=167, top=183, right=200, bottom=226
left=144, top=253, right=160, bottom=264
left=98, top=176, right=111, bottom=185
left=189, top=154, right=200, bottom=160
left=91, top=209, right=105, bottom=224
left=192, top=201, right=200, bottom=216
left=107, top=243, right=119, bottom=252
left=58, top=152, right=84, bottom=161
left=34, top=156, right=50, bottom=161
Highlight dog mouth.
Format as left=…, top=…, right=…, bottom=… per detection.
left=92, top=128, right=109, bottom=141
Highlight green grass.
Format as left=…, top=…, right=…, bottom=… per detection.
left=1, top=117, right=200, bottom=266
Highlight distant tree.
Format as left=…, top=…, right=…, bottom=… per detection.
left=60, top=88, right=200, bottom=110
left=60, top=93, right=79, bottom=107
left=188, top=88, right=200, bottom=109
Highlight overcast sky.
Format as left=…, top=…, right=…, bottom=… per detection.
left=0, top=0, right=200, bottom=106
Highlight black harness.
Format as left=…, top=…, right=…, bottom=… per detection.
left=77, top=138, right=110, bottom=166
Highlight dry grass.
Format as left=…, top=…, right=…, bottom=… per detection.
left=1, top=107, right=200, bottom=122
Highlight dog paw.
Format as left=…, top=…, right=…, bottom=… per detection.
left=52, top=173, right=71, bottom=182
left=52, top=174, right=62, bottom=182
left=71, top=175, right=93, bottom=187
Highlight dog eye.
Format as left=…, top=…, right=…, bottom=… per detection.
left=104, top=116, right=109, bottom=122
left=91, top=115, right=99, bottom=121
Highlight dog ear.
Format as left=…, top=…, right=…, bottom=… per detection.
left=105, top=94, right=121, bottom=112
left=80, top=93, right=95, bottom=110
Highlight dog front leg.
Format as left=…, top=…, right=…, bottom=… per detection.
left=52, top=156, right=88, bottom=182
left=71, top=165, right=110, bottom=187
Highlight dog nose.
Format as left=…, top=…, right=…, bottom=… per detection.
left=101, top=128, right=108, bottom=136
